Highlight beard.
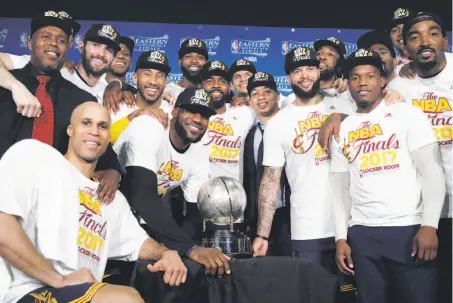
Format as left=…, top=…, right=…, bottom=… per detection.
left=81, top=48, right=108, bottom=77
left=209, top=89, right=227, bottom=109
left=174, top=116, right=205, bottom=144
left=319, top=66, right=336, bottom=81
left=291, top=79, right=321, bottom=99
left=181, top=64, right=202, bottom=85
left=137, top=82, right=163, bottom=106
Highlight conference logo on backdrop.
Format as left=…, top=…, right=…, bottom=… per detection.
left=231, top=38, right=271, bottom=57
left=0, top=29, right=8, bottom=48
left=281, top=40, right=313, bottom=55
left=344, top=42, right=358, bottom=55
left=73, top=34, right=84, bottom=49
left=125, top=72, right=135, bottom=87
left=133, top=34, right=169, bottom=52
left=20, top=32, right=29, bottom=47
left=447, top=45, right=452, bottom=52
left=274, top=76, right=292, bottom=94
left=180, top=37, right=220, bottom=55
left=242, top=56, right=257, bottom=62
left=168, top=73, right=182, bottom=83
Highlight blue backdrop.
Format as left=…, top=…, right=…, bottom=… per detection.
left=0, top=18, right=451, bottom=96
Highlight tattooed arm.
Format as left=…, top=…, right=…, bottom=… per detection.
left=256, top=166, right=283, bottom=238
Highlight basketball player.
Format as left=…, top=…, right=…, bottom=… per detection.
left=229, top=58, right=256, bottom=106
left=243, top=72, right=292, bottom=257
left=105, top=36, right=134, bottom=84
left=252, top=47, right=354, bottom=273
left=386, top=12, right=452, bottom=303
left=0, top=102, right=187, bottom=303
left=113, top=88, right=232, bottom=276
left=200, top=60, right=256, bottom=184
left=163, top=38, right=208, bottom=103
left=331, top=48, right=445, bottom=303
left=357, top=30, right=398, bottom=85
left=386, top=8, right=415, bottom=68
left=282, top=37, right=348, bottom=106
left=109, top=50, right=172, bottom=143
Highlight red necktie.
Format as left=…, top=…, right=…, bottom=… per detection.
left=32, top=75, right=54, bottom=146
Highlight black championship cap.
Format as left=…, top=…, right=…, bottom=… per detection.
left=119, top=36, right=135, bottom=55
left=313, top=37, right=347, bottom=57
left=402, top=12, right=446, bottom=45
left=200, top=60, right=230, bottom=81
left=31, top=10, right=81, bottom=37
left=179, top=38, right=209, bottom=60
left=387, top=8, right=415, bottom=30
left=357, top=30, right=396, bottom=58
left=84, top=24, right=121, bottom=54
left=135, top=50, right=171, bottom=74
left=229, top=59, right=257, bottom=79
left=284, top=46, right=319, bottom=75
left=175, top=88, right=216, bottom=117
left=346, top=49, right=385, bottom=75
left=247, top=72, right=278, bottom=95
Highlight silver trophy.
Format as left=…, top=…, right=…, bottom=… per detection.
left=197, top=177, right=252, bottom=257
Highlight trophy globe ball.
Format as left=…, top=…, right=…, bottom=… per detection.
left=197, top=177, right=247, bottom=225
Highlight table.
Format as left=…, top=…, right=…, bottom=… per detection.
left=125, top=257, right=339, bottom=303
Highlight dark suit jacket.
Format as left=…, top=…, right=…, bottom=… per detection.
left=243, top=123, right=291, bottom=234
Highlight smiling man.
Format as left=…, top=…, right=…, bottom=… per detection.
left=386, top=12, right=452, bottom=303
left=252, top=47, right=354, bottom=271
left=105, top=36, right=134, bottom=84
left=114, top=88, right=233, bottom=276
left=164, top=38, right=208, bottom=102
left=0, top=102, right=187, bottom=303
left=332, top=48, right=444, bottom=303
left=109, top=50, right=172, bottom=143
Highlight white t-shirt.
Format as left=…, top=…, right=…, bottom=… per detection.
left=60, top=68, right=108, bottom=104
left=331, top=102, right=437, bottom=227
left=111, top=101, right=172, bottom=124
left=114, top=116, right=209, bottom=202
left=387, top=61, right=453, bottom=218
left=0, top=140, right=148, bottom=303
left=164, top=82, right=186, bottom=103
left=7, top=53, right=107, bottom=104
left=263, top=97, right=354, bottom=240
left=200, top=106, right=256, bottom=184
left=8, top=54, right=30, bottom=69
left=283, top=88, right=352, bottom=108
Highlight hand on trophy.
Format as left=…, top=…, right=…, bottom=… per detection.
left=188, top=247, right=232, bottom=277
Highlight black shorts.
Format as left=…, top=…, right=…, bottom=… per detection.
left=18, top=282, right=107, bottom=303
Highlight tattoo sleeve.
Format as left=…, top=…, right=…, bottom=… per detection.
left=256, top=166, right=282, bottom=238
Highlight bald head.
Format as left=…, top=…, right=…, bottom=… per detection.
left=66, top=101, right=111, bottom=164
left=70, top=101, right=111, bottom=126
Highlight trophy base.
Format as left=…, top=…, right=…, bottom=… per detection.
left=201, top=229, right=252, bottom=257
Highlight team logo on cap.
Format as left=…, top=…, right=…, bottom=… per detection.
left=293, top=47, right=311, bottom=61
left=253, top=72, right=269, bottom=82
left=43, top=10, right=73, bottom=20
left=236, top=59, right=251, bottom=66
left=355, top=49, right=374, bottom=57
left=393, top=8, right=410, bottom=20
left=97, top=25, right=117, bottom=41
left=209, top=61, right=225, bottom=71
left=191, top=89, right=211, bottom=105
left=186, top=38, right=203, bottom=48
left=327, top=37, right=341, bottom=45
left=147, top=50, right=166, bottom=64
